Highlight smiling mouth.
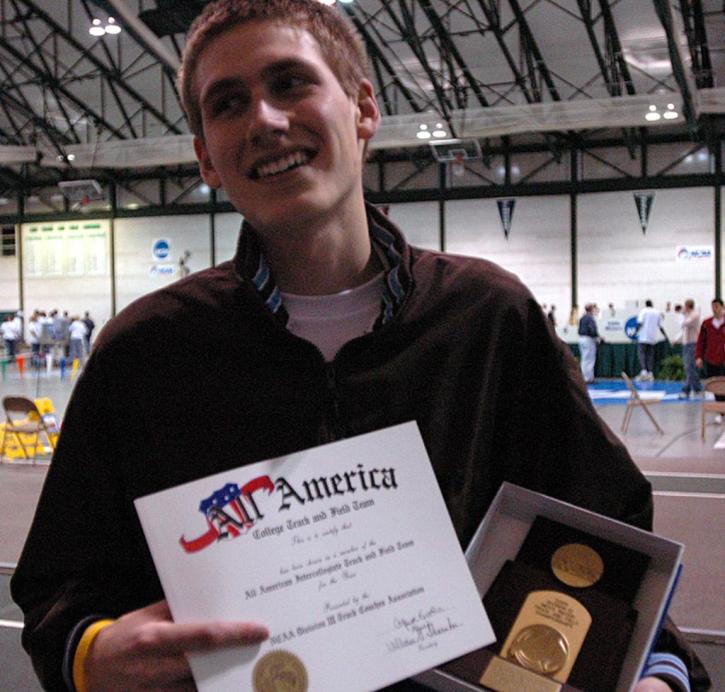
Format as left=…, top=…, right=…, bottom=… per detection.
left=250, top=150, right=316, bottom=180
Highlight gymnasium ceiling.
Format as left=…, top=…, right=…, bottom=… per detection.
left=0, top=0, right=723, bottom=195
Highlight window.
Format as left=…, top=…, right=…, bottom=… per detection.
left=1, top=225, right=16, bottom=257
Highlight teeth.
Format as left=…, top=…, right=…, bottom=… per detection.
left=256, top=151, right=309, bottom=179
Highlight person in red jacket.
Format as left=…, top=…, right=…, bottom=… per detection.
left=696, top=298, right=725, bottom=417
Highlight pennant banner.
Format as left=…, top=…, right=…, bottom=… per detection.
left=633, top=192, right=655, bottom=234
left=497, top=198, right=516, bottom=240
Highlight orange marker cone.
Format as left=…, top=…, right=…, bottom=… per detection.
left=16, top=353, right=25, bottom=378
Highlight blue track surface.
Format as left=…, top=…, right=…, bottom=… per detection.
left=588, top=380, right=702, bottom=406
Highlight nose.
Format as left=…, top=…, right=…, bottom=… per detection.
left=247, top=96, right=289, bottom=144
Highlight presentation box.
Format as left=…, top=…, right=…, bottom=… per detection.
left=414, top=482, right=683, bottom=692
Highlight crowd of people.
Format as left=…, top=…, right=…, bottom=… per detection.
left=1, top=309, right=95, bottom=366
left=571, top=298, right=725, bottom=408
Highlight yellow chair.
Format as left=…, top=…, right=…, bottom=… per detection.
left=621, top=372, right=664, bottom=435
left=701, top=377, right=725, bottom=440
left=1, top=396, right=58, bottom=463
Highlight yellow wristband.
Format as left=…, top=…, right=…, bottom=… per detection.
left=72, top=619, right=115, bottom=692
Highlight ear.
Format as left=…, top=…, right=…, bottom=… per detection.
left=355, top=79, right=380, bottom=142
left=193, top=135, right=222, bottom=189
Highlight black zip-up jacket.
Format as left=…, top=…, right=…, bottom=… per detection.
left=12, top=206, right=708, bottom=690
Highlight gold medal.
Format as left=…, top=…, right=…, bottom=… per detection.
left=551, top=543, right=604, bottom=588
left=507, top=623, right=569, bottom=676
left=252, top=650, right=309, bottom=692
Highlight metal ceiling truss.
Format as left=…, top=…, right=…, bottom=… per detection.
left=0, top=0, right=182, bottom=174
left=0, top=0, right=723, bottom=197
left=678, top=0, right=713, bottom=89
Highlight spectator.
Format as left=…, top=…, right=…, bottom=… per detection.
left=578, top=303, right=601, bottom=384
left=696, top=298, right=725, bottom=421
left=27, top=311, right=42, bottom=367
left=82, top=311, right=96, bottom=354
left=635, top=300, right=667, bottom=381
left=678, top=299, right=702, bottom=399
left=68, top=316, right=88, bottom=364
left=1, top=314, right=19, bottom=362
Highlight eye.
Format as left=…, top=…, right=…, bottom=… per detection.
left=272, top=73, right=311, bottom=96
left=210, top=92, right=247, bottom=117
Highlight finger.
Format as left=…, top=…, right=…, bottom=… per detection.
left=141, top=621, right=269, bottom=655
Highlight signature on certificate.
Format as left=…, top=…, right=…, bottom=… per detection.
left=386, top=606, right=462, bottom=653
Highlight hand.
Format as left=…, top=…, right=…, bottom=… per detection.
left=84, top=600, right=268, bottom=692
left=634, top=676, right=674, bottom=691
left=695, top=357, right=703, bottom=369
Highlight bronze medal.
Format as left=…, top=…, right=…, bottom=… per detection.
left=551, top=543, right=604, bottom=588
left=252, top=650, right=309, bottom=692
left=507, top=623, right=569, bottom=676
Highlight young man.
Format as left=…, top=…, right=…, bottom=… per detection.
left=636, top=299, right=667, bottom=381
left=12, top=2, right=707, bottom=691
left=577, top=303, right=600, bottom=384
left=678, top=299, right=702, bottom=399
left=696, top=298, right=725, bottom=419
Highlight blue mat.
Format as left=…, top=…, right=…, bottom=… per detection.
left=588, top=380, right=701, bottom=406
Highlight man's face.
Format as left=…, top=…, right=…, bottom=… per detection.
left=192, top=20, right=379, bottom=236
left=713, top=302, right=723, bottom=318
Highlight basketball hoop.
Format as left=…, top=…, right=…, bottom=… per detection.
left=451, top=153, right=465, bottom=177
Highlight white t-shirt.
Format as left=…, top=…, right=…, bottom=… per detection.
left=281, top=272, right=385, bottom=361
left=637, top=306, right=662, bottom=344
left=1, top=321, right=18, bottom=340
left=69, top=320, right=88, bottom=340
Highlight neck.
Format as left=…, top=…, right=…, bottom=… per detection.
left=257, top=196, right=380, bottom=295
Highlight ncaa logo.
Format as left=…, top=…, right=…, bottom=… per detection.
left=152, top=238, right=171, bottom=261
left=625, top=316, right=639, bottom=340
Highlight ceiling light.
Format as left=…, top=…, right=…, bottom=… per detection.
left=645, top=105, right=661, bottom=122
left=104, top=17, right=122, bottom=34
left=432, top=129, right=448, bottom=138
left=89, top=18, right=105, bottom=36
left=663, top=103, right=678, bottom=120
left=316, top=0, right=336, bottom=4
left=67, top=153, right=76, bottom=161
left=416, top=130, right=431, bottom=140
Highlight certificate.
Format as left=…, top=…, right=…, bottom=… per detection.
left=135, top=422, right=494, bottom=691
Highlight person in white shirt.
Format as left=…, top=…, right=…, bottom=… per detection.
left=68, top=316, right=88, bottom=364
left=27, top=312, right=42, bottom=367
left=1, top=314, right=19, bottom=362
left=678, top=299, right=702, bottom=399
left=635, top=300, right=667, bottom=381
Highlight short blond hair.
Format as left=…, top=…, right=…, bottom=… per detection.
left=178, top=0, right=369, bottom=138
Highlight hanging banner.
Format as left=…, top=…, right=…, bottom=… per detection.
left=633, top=191, right=655, bottom=234
left=496, top=198, right=516, bottom=240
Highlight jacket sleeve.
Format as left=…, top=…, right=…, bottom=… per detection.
left=10, top=344, right=160, bottom=691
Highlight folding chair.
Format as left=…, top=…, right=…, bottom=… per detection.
left=1, top=396, right=58, bottom=463
left=621, top=372, right=664, bottom=435
left=701, top=377, right=725, bottom=440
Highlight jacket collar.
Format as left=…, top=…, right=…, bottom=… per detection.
left=233, top=203, right=412, bottom=329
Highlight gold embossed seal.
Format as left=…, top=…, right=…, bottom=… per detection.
left=551, top=543, right=604, bottom=588
left=253, top=650, right=308, bottom=692
left=507, top=623, right=569, bottom=676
